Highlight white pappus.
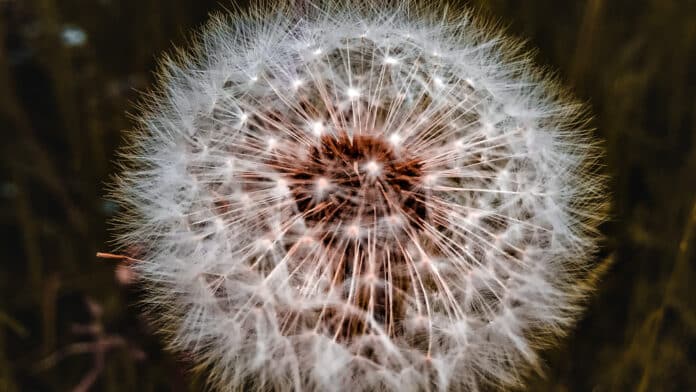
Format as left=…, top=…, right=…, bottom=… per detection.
left=110, top=1, right=608, bottom=391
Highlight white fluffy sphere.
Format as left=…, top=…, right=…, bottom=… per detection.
left=111, top=2, right=607, bottom=391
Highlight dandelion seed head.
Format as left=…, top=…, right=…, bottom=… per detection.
left=110, top=1, right=608, bottom=391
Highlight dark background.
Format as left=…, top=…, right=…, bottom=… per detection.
left=1, top=0, right=694, bottom=390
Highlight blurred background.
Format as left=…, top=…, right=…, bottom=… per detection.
left=0, top=0, right=694, bottom=390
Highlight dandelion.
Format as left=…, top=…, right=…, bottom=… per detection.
left=110, top=1, right=607, bottom=391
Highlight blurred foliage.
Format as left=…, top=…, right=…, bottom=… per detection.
left=0, top=0, right=694, bottom=390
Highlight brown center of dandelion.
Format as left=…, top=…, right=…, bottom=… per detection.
left=275, top=132, right=427, bottom=234
left=268, top=132, right=431, bottom=340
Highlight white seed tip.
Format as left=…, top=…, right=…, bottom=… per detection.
left=389, top=133, right=402, bottom=146
left=364, top=160, right=381, bottom=176
left=310, top=121, right=324, bottom=136
left=347, top=87, right=360, bottom=99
